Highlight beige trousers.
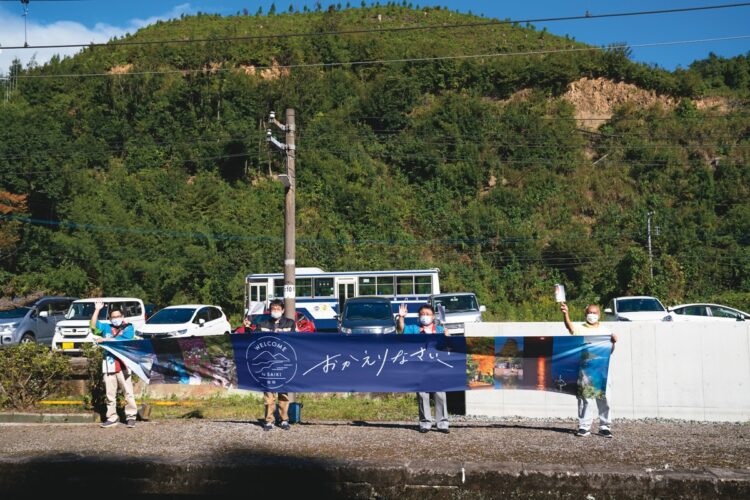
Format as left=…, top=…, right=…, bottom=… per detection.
left=263, top=392, right=289, bottom=423
left=104, top=370, right=137, bottom=422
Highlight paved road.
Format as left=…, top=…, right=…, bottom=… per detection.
left=1, top=418, right=748, bottom=498
left=2, top=418, right=749, bottom=469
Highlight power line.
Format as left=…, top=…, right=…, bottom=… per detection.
left=4, top=3, right=750, bottom=51
left=13, top=34, right=750, bottom=79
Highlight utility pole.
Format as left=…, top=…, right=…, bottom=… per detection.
left=647, top=211, right=654, bottom=280
left=267, top=109, right=296, bottom=321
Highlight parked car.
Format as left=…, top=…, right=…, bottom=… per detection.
left=430, top=292, right=485, bottom=335
left=52, top=297, right=146, bottom=354
left=0, top=296, right=78, bottom=346
left=246, top=311, right=316, bottom=333
left=338, top=296, right=397, bottom=335
left=136, top=304, right=231, bottom=339
left=604, top=296, right=668, bottom=322
left=662, top=303, right=749, bottom=322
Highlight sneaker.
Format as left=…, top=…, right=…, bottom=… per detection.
left=280, top=421, right=290, bottom=430
left=599, top=429, right=613, bottom=439
left=263, top=423, right=274, bottom=432
left=438, top=428, right=450, bottom=434
left=126, top=419, right=136, bottom=428
left=575, top=428, right=591, bottom=437
left=100, top=420, right=119, bottom=428
left=419, top=427, right=430, bottom=434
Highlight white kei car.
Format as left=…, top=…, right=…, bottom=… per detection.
left=603, top=296, right=668, bottom=322
left=662, top=303, right=749, bottom=322
left=136, top=304, right=232, bottom=339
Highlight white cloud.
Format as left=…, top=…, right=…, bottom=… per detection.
left=0, top=4, right=193, bottom=74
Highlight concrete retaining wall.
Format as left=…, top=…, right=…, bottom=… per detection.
left=464, top=322, right=750, bottom=422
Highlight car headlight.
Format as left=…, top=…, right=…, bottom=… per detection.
left=340, top=327, right=352, bottom=334
left=383, top=327, right=396, bottom=334
left=166, top=329, right=188, bottom=336
left=0, top=323, right=18, bottom=334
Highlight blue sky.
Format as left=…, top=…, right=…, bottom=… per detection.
left=1, top=1, right=749, bottom=73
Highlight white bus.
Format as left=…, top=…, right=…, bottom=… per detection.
left=245, top=268, right=440, bottom=332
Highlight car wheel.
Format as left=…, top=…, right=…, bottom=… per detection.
left=20, top=333, right=36, bottom=344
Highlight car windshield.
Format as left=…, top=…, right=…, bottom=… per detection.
left=433, top=295, right=478, bottom=313
left=617, top=298, right=665, bottom=313
left=344, top=302, right=393, bottom=321
left=147, top=308, right=196, bottom=324
left=0, top=307, right=30, bottom=319
left=65, top=303, right=108, bottom=320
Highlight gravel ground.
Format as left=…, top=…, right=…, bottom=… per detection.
left=1, top=417, right=748, bottom=471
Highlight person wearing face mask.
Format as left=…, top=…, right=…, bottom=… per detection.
left=90, top=299, right=138, bottom=428
left=258, top=299, right=296, bottom=431
left=560, top=302, right=617, bottom=438
left=397, top=303, right=449, bottom=434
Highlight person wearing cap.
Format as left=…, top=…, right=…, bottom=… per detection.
left=397, top=303, right=450, bottom=434
left=560, top=303, right=617, bottom=438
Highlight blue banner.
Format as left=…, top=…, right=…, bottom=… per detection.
left=102, top=333, right=611, bottom=396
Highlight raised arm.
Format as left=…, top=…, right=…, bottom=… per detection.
left=396, top=303, right=407, bottom=334
left=560, top=303, right=575, bottom=335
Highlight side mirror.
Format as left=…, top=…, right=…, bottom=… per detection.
left=604, top=308, right=613, bottom=314
left=737, top=315, right=746, bottom=322
left=479, top=305, right=486, bottom=313
left=199, top=318, right=206, bottom=326
left=39, top=310, right=49, bottom=318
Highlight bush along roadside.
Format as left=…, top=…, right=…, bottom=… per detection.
left=0, top=343, right=70, bottom=410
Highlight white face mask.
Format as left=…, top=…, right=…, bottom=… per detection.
left=111, top=318, right=123, bottom=327
left=585, top=313, right=599, bottom=325
left=271, top=310, right=283, bottom=320
left=419, top=315, right=434, bottom=326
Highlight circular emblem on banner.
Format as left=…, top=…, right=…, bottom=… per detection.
left=246, top=336, right=298, bottom=390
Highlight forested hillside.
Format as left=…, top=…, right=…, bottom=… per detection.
left=1, top=5, right=749, bottom=320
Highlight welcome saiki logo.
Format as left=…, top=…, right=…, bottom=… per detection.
left=246, top=336, right=298, bottom=390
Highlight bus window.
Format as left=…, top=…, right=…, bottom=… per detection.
left=397, top=276, right=414, bottom=296
left=296, top=278, right=312, bottom=297
left=359, top=277, right=376, bottom=295
left=376, top=276, right=394, bottom=296
left=415, top=275, right=432, bottom=295
left=314, top=278, right=335, bottom=297
left=274, top=279, right=284, bottom=299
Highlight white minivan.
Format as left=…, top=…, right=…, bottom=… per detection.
left=430, top=292, right=486, bottom=335
left=52, top=297, right=146, bottom=354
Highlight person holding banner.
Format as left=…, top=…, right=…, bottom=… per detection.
left=560, top=303, right=617, bottom=438
left=259, top=299, right=296, bottom=431
left=397, top=303, right=450, bottom=434
left=90, top=300, right=138, bottom=429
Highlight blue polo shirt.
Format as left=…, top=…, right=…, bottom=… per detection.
left=402, top=324, right=445, bottom=334
left=95, top=321, right=135, bottom=373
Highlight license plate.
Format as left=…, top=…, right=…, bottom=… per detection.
left=62, top=342, right=74, bottom=350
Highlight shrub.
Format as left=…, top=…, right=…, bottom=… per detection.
left=0, top=343, right=71, bottom=410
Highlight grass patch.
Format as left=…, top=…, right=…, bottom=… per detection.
left=146, top=393, right=417, bottom=421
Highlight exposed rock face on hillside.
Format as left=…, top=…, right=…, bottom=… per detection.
left=562, top=77, right=730, bottom=128
left=563, top=77, right=677, bottom=128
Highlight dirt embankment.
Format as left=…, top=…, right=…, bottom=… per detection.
left=562, top=77, right=731, bottom=128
